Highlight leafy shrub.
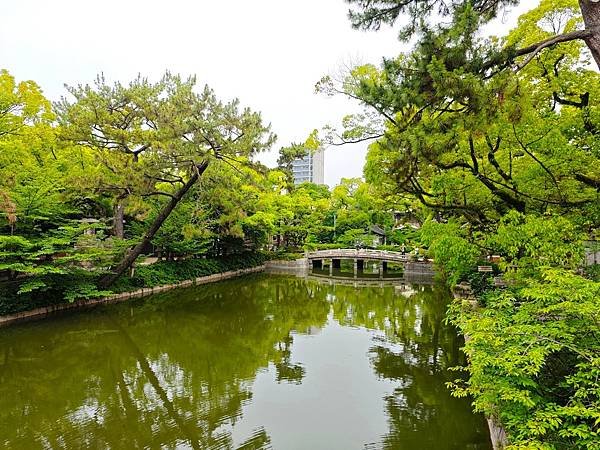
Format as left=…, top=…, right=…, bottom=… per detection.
left=584, top=264, right=600, bottom=282
left=449, top=269, right=600, bottom=449
left=487, top=212, right=584, bottom=281
left=335, top=228, right=373, bottom=247
left=465, top=272, right=494, bottom=299
left=0, top=270, right=112, bottom=315
left=114, top=252, right=268, bottom=291
left=420, top=220, right=480, bottom=286
left=267, top=251, right=304, bottom=261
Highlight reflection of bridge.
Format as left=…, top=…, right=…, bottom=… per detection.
left=307, top=272, right=435, bottom=287
left=305, top=249, right=433, bottom=278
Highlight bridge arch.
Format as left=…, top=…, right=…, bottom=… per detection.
left=306, top=249, right=409, bottom=264
left=305, top=249, right=427, bottom=278
left=305, top=249, right=434, bottom=278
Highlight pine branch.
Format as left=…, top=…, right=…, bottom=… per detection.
left=513, top=27, right=599, bottom=71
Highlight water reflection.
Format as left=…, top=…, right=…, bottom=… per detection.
left=0, top=274, right=490, bottom=449
left=311, top=261, right=405, bottom=280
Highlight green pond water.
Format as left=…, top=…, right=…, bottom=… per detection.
left=0, top=273, right=491, bottom=449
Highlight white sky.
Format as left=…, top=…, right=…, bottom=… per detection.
left=1, top=0, right=536, bottom=186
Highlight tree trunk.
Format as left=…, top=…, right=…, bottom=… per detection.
left=99, top=161, right=209, bottom=288
left=110, top=317, right=202, bottom=449
left=113, top=200, right=125, bottom=238
left=580, top=0, right=600, bottom=69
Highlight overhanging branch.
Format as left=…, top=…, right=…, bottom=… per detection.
left=513, top=27, right=599, bottom=71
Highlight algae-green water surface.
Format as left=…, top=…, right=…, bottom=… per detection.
left=0, top=273, right=490, bottom=449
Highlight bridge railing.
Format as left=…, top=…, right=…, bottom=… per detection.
left=305, top=249, right=409, bottom=262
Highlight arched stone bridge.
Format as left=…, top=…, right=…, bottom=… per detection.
left=306, top=249, right=409, bottom=264
left=305, top=249, right=433, bottom=277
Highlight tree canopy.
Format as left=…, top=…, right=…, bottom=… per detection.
left=347, top=0, right=600, bottom=68
left=321, top=0, right=599, bottom=225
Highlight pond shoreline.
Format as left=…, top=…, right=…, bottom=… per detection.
left=0, top=265, right=266, bottom=328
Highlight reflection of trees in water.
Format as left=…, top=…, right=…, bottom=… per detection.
left=372, top=342, right=490, bottom=449
left=273, top=331, right=305, bottom=384
left=329, top=284, right=490, bottom=449
left=330, top=284, right=460, bottom=368
left=0, top=275, right=329, bottom=449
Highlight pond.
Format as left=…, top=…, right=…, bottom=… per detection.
left=0, top=273, right=491, bottom=449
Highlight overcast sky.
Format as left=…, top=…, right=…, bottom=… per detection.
left=1, top=0, right=535, bottom=186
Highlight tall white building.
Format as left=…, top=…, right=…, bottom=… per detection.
left=291, top=148, right=325, bottom=185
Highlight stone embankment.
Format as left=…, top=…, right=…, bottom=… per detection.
left=0, top=265, right=265, bottom=327
left=264, top=259, right=309, bottom=270
left=404, top=260, right=435, bottom=275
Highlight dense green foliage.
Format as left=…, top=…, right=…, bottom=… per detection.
left=420, top=220, right=480, bottom=286
left=450, top=270, right=600, bottom=449
left=423, top=217, right=600, bottom=448
left=324, top=1, right=600, bottom=223
left=0, top=69, right=277, bottom=306
left=0, top=68, right=406, bottom=313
